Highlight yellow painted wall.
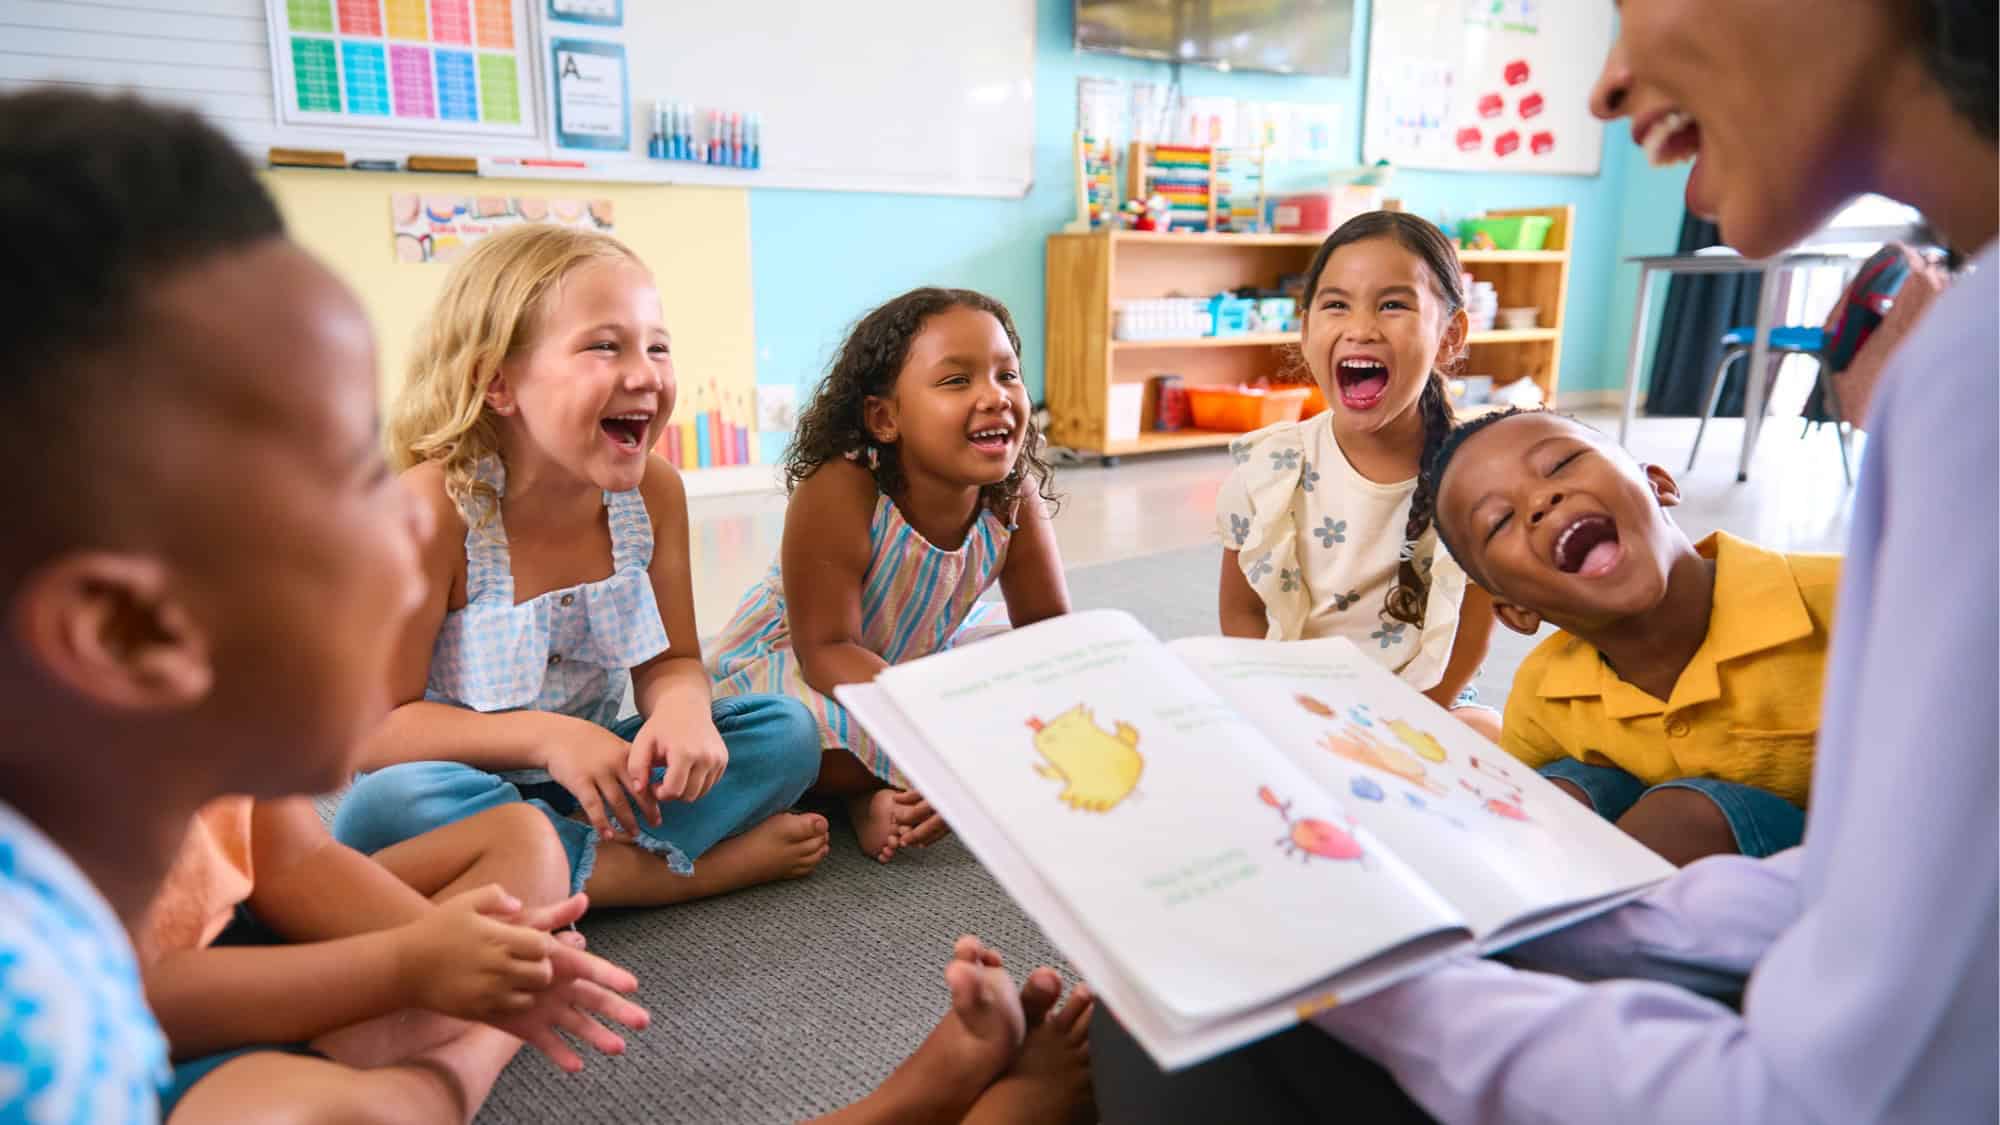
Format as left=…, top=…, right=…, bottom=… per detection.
left=260, top=169, right=757, bottom=457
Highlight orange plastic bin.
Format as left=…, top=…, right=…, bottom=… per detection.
left=1185, top=384, right=1311, bottom=432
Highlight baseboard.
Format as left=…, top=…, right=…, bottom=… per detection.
left=680, top=463, right=786, bottom=498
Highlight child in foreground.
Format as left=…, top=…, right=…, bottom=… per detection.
left=1216, top=212, right=1499, bottom=739
left=335, top=225, right=829, bottom=907
left=1428, top=408, right=1837, bottom=863
left=708, top=288, right=1071, bottom=862
left=0, top=89, right=640, bottom=1121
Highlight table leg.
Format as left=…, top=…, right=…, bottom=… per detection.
left=1737, top=265, right=1784, bottom=482
left=1619, top=268, right=1659, bottom=445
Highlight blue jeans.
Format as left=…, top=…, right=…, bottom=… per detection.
left=1538, top=757, right=1805, bottom=858
left=333, top=695, right=820, bottom=894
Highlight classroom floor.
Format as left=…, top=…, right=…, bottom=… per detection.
left=467, top=411, right=1860, bottom=1123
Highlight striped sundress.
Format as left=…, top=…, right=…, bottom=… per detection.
left=707, top=492, right=1012, bottom=787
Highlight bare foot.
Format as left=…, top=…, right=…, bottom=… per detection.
left=814, top=937, right=1055, bottom=1125
left=583, top=811, right=830, bottom=908
left=964, top=980, right=1096, bottom=1125
left=848, top=788, right=905, bottom=864
left=890, top=789, right=953, bottom=850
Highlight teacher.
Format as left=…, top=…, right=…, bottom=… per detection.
left=1093, top=0, right=1997, bottom=1120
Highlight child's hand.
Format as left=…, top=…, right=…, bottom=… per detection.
left=630, top=709, right=729, bottom=804
left=545, top=724, right=662, bottom=837
left=394, top=885, right=568, bottom=1023
left=486, top=892, right=650, bottom=1072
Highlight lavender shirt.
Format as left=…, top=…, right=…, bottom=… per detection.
left=1316, top=241, right=1999, bottom=1123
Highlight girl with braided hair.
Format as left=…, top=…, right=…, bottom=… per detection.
left=1216, top=211, right=1499, bottom=739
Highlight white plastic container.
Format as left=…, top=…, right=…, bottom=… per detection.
left=1114, top=297, right=1212, bottom=341
left=1107, top=382, right=1146, bottom=442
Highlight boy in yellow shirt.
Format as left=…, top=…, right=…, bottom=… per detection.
left=1428, top=410, right=1838, bottom=865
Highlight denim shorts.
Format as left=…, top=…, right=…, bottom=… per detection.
left=1537, top=757, right=1805, bottom=858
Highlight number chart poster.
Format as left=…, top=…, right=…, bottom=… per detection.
left=269, top=0, right=536, bottom=135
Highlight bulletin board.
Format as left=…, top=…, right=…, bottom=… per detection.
left=1361, top=0, right=1613, bottom=175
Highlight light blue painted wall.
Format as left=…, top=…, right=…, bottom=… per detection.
left=1597, top=148, right=1692, bottom=405
left=745, top=0, right=1687, bottom=459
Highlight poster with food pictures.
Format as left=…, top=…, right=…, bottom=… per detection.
left=389, top=193, right=614, bottom=262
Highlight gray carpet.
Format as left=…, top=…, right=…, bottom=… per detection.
left=331, top=545, right=1544, bottom=1123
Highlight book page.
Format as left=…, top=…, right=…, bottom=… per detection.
left=1167, top=636, right=1674, bottom=941
left=870, top=611, right=1467, bottom=1024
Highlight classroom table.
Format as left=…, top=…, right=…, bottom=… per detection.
left=1618, top=248, right=1869, bottom=482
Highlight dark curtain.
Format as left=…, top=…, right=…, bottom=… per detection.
left=1642, top=213, right=1763, bottom=417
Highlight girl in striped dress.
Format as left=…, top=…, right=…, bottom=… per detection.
left=709, top=288, right=1071, bottom=862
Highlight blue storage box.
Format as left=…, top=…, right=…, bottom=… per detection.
left=1208, top=293, right=1255, bottom=337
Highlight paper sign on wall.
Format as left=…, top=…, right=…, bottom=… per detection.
left=550, top=37, right=630, bottom=150
left=390, top=193, right=613, bottom=262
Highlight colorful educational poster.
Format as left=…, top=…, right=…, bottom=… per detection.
left=389, top=194, right=612, bottom=263
left=269, top=0, right=534, bottom=134
left=651, top=380, right=757, bottom=470
left=549, top=37, right=630, bottom=150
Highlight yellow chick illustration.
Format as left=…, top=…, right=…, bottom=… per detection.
left=1026, top=705, right=1144, bottom=813
left=1387, top=718, right=1449, bottom=764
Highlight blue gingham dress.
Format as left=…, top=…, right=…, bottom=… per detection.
left=425, top=458, right=671, bottom=740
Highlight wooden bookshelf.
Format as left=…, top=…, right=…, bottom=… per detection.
left=1044, top=207, right=1573, bottom=460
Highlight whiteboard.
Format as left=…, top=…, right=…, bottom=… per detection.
left=614, top=1, right=1035, bottom=197
left=0, top=0, right=1036, bottom=198
left=1361, top=0, right=1612, bottom=176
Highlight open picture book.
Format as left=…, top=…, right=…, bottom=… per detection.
left=835, top=609, right=1675, bottom=1070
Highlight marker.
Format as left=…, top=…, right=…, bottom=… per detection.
left=485, top=156, right=589, bottom=169
left=748, top=113, right=760, bottom=169
left=648, top=101, right=666, bottom=160
left=709, top=110, right=722, bottom=164
left=729, top=112, right=743, bottom=167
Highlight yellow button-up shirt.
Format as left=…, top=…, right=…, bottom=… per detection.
left=1500, top=532, right=1840, bottom=806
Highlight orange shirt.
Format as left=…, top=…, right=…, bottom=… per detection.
left=136, top=796, right=255, bottom=965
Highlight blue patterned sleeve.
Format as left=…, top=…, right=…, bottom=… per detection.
left=1215, top=465, right=1255, bottom=551
left=0, top=836, right=165, bottom=1125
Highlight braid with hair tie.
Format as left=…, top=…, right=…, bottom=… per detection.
left=1382, top=371, right=1457, bottom=628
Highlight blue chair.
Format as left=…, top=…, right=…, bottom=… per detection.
left=1687, top=324, right=1853, bottom=484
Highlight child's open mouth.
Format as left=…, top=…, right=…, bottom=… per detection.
left=1335, top=356, right=1391, bottom=411
left=1552, top=514, right=1624, bottom=578
left=967, top=422, right=1015, bottom=457
left=599, top=411, right=653, bottom=454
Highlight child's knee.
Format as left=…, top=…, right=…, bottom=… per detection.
left=464, top=802, right=571, bottom=904
left=1618, top=786, right=1741, bottom=865
left=726, top=696, right=823, bottom=797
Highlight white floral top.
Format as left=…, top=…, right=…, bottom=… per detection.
left=1215, top=411, right=1466, bottom=691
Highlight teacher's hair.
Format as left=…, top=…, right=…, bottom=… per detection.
left=1920, top=0, right=1997, bottom=140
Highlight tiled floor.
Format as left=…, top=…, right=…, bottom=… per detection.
left=685, top=413, right=1860, bottom=628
